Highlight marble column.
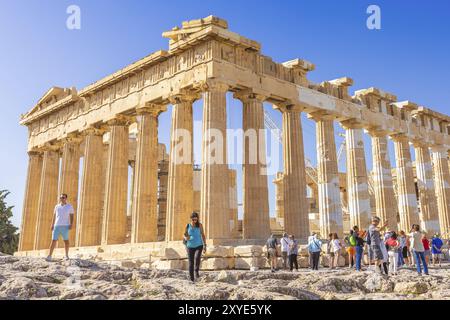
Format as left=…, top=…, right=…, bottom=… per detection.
left=311, top=114, right=343, bottom=237
left=236, top=92, right=270, bottom=239
left=414, top=142, right=440, bottom=235
left=34, top=146, right=60, bottom=250
left=277, top=105, right=309, bottom=241
left=369, top=131, right=398, bottom=231
left=342, top=122, right=371, bottom=230
left=431, top=145, right=450, bottom=237
left=131, top=106, right=165, bottom=243
left=76, top=128, right=105, bottom=247
left=101, top=116, right=130, bottom=245
left=58, top=135, right=81, bottom=246
left=200, top=82, right=230, bottom=239
left=392, top=135, right=420, bottom=231
left=166, top=95, right=197, bottom=241
left=18, top=151, right=43, bottom=251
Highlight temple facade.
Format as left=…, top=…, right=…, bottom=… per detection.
left=16, top=16, right=450, bottom=261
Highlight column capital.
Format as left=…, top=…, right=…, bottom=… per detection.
left=273, top=101, right=303, bottom=113
left=233, top=90, right=267, bottom=103
left=340, top=119, right=364, bottom=130
left=83, top=126, right=106, bottom=137
left=168, top=92, right=201, bottom=105
left=430, top=144, right=449, bottom=154
left=367, top=128, right=389, bottom=137
left=61, top=132, right=83, bottom=145
left=39, top=142, right=62, bottom=153
left=105, top=114, right=133, bottom=126
left=137, top=104, right=167, bottom=117
left=195, top=80, right=229, bottom=93
left=306, top=110, right=334, bottom=121
left=411, top=139, right=431, bottom=149
left=390, top=133, right=410, bottom=143
left=27, top=150, right=43, bottom=157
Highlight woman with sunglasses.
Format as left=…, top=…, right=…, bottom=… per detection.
left=184, top=212, right=207, bottom=282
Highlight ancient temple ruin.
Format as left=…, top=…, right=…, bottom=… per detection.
left=15, top=16, right=450, bottom=268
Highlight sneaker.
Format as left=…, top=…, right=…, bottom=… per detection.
left=271, top=269, right=275, bottom=273
left=45, top=256, right=52, bottom=262
left=195, top=272, right=200, bottom=279
left=63, top=256, right=70, bottom=261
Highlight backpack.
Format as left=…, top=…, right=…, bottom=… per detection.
left=349, top=234, right=357, bottom=246
left=365, top=231, right=371, bottom=245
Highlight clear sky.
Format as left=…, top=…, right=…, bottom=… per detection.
left=1, top=0, right=449, bottom=228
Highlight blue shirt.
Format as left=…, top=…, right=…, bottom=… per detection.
left=308, top=237, right=322, bottom=253
left=431, top=238, right=443, bottom=254
left=186, top=224, right=203, bottom=248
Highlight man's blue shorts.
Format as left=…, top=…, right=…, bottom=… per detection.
left=52, top=225, right=70, bottom=241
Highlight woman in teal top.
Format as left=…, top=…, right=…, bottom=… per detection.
left=184, top=212, right=206, bottom=282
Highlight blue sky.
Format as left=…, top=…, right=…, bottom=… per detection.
left=1, top=0, right=449, bottom=228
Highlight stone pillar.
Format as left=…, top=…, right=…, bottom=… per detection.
left=369, top=131, right=397, bottom=231
left=414, top=143, right=440, bottom=235
left=101, top=116, right=130, bottom=245
left=311, top=114, right=343, bottom=237
left=277, top=105, right=309, bottom=241
left=76, top=128, right=105, bottom=247
left=342, top=122, right=371, bottom=230
left=58, top=135, right=81, bottom=246
left=392, top=135, right=420, bottom=231
left=431, top=145, right=450, bottom=238
left=127, top=160, right=136, bottom=218
left=200, top=82, right=229, bottom=239
left=236, top=92, right=270, bottom=239
left=166, top=95, right=197, bottom=241
left=18, top=151, right=43, bottom=251
left=273, top=172, right=285, bottom=228
left=34, top=146, right=60, bottom=250
left=131, top=106, right=165, bottom=243
left=157, top=158, right=169, bottom=241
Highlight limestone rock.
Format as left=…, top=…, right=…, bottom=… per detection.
left=201, top=257, right=235, bottom=270
left=234, top=245, right=263, bottom=257
left=394, top=281, right=429, bottom=295
left=204, top=246, right=234, bottom=258
left=216, top=270, right=237, bottom=284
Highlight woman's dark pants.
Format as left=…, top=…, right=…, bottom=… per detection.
left=187, top=245, right=203, bottom=281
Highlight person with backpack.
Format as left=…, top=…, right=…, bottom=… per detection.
left=266, top=234, right=278, bottom=273
left=344, top=230, right=357, bottom=268
left=280, top=233, right=290, bottom=270
left=183, top=212, right=206, bottom=283
left=352, top=226, right=365, bottom=271
left=307, top=232, right=322, bottom=270
left=385, top=231, right=400, bottom=275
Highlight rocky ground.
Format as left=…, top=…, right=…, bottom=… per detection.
left=1, top=253, right=449, bottom=300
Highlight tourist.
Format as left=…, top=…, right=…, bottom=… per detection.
left=353, top=226, right=365, bottom=272
left=307, top=232, right=322, bottom=270
left=183, top=212, right=207, bottom=282
left=380, top=233, right=389, bottom=275
left=431, top=234, right=443, bottom=267
left=385, top=232, right=400, bottom=275
left=266, top=234, right=278, bottom=273
left=280, top=232, right=290, bottom=270
left=307, top=232, right=316, bottom=269
left=326, top=233, right=334, bottom=269
left=344, top=230, right=356, bottom=268
left=367, top=216, right=388, bottom=274
left=422, top=234, right=431, bottom=265
left=46, top=193, right=74, bottom=262
left=408, top=224, right=429, bottom=276
left=398, top=231, right=409, bottom=267
left=330, top=233, right=342, bottom=269
left=288, top=235, right=299, bottom=272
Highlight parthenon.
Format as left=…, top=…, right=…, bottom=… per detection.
left=16, top=16, right=450, bottom=261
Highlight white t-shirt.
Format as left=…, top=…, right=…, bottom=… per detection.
left=54, top=203, right=74, bottom=226
left=281, top=237, right=290, bottom=252
left=408, top=231, right=425, bottom=252
left=331, top=239, right=341, bottom=253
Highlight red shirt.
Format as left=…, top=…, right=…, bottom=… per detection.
left=422, top=238, right=430, bottom=250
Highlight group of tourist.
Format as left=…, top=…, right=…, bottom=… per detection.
left=44, top=193, right=448, bottom=283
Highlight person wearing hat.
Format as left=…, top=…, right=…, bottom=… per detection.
left=183, top=212, right=206, bottom=282
left=431, top=233, right=443, bottom=268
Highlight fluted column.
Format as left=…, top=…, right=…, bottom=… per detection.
left=18, top=151, right=43, bottom=251
left=102, top=116, right=131, bottom=245
left=200, top=82, right=230, bottom=239
left=310, top=114, right=343, bottom=237
left=392, top=134, right=420, bottom=231
left=165, top=95, right=197, bottom=241
left=34, top=146, right=60, bottom=250
left=58, top=135, right=81, bottom=246
left=236, top=92, right=270, bottom=239
left=131, top=105, right=165, bottom=243
left=277, top=105, right=309, bottom=241
left=342, top=122, right=371, bottom=229
left=76, top=128, right=106, bottom=247
left=414, top=142, right=440, bottom=235
left=369, top=131, right=397, bottom=231
left=431, top=145, right=450, bottom=237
